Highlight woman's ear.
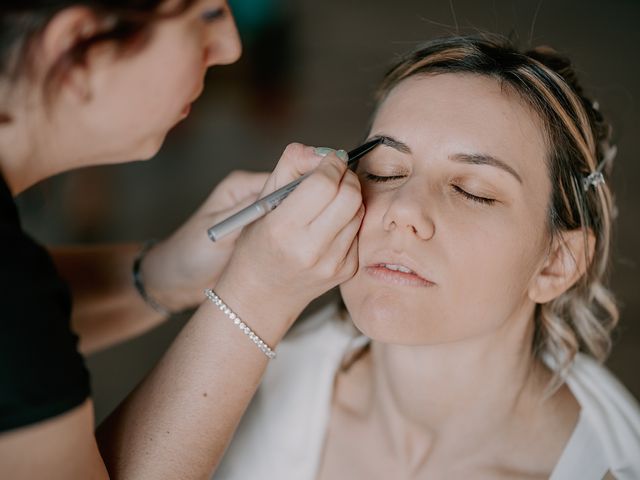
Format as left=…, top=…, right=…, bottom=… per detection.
left=529, top=229, right=595, bottom=303
left=39, top=7, right=102, bottom=101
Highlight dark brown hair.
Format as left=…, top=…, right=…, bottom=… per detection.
left=375, top=35, right=618, bottom=380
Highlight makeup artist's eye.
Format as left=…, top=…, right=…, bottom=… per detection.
left=364, top=173, right=406, bottom=183
left=201, top=7, right=225, bottom=22
left=452, top=185, right=496, bottom=205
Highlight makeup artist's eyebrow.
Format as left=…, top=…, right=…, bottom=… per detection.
left=449, top=153, right=523, bottom=184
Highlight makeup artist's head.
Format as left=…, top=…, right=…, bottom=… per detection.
left=340, top=36, right=617, bottom=374
left=0, top=0, right=240, bottom=184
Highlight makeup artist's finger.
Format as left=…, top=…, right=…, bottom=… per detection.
left=259, top=143, right=323, bottom=196
left=319, top=205, right=364, bottom=277
left=308, top=168, right=362, bottom=237
left=337, top=232, right=360, bottom=280
left=200, top=171, right=269, bottom=212
left=273, top=151, right=349, bottom=225
left=334, top=206, right=365, bottom=260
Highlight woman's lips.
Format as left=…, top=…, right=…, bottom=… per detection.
left=181, top=104, right=191, bottom=117
left=365, top=264, right=435, bottom=287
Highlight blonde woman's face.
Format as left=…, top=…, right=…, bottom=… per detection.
left=340, top=73, right=554, bottom=345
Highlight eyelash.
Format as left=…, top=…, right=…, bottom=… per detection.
left=201, top=8, right=225, bottom=22
left=364, top=173, right=405, bottom=183
left=364, top=173, right=496, bottom=205
left=451, top=185, right=496, bottom=205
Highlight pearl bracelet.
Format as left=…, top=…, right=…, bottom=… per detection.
left=204, top=289, right=276, bottom=360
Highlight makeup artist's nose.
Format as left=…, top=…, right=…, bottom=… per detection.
left=382, top=185, right=435, bottom=241
left=204, top=12, right=242, bottom=67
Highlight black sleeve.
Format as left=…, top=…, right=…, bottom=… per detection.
left=0, top=216, right=91, bottom=433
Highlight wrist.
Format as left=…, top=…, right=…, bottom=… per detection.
left=213, top=272, right=305, bottom=346
left=133, top=240, right=183, bottom=316
left=204, top=289, right=277, bottom=359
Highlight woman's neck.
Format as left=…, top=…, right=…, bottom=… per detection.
left=366, top=307, right=553, bottom=460
left=0, top=120, right=41, bottom=195
left=0, top=86, right=94, bottom=195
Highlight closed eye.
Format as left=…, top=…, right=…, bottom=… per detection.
left=364, top=174, right=496, bottom=205
left=201, top=8, right=225, bottom=22
left=452, top=185, right=496, bottom=205
left=364, top=173, right=406, bottom=183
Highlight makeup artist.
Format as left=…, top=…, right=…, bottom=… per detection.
left=0, top=1, right=364, bottom=478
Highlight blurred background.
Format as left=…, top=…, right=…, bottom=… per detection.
left=16, top=0, right=640, bottom=423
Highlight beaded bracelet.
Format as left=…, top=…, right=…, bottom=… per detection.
left=204, top=288, right=276, bottom=360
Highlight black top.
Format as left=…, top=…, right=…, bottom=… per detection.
left=0, top=173, right=90, bottom=432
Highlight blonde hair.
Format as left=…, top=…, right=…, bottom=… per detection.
left=375, top=35, right=618, bottom=380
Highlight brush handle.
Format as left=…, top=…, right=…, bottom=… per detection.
left=207, top=138, right=382, bottom=242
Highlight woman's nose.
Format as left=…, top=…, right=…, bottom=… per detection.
left=382, top=185, right=435, bottom=241
left=204, top=14, right=242, bottom=67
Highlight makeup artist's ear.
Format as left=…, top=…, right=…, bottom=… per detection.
left=528, top=229, right=595, bottom=303
left=40, top=7, right=102, bottom=101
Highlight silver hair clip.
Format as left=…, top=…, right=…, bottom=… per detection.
left=583, top=171, right=605, bottom=191
left=582, top=144, right=617, bottom=191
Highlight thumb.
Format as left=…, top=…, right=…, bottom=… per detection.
left=214, top=186, right=267, bottom=220
left=202, top=171, right=269, bottom=213
left=203, top=189, right=272, bottom=245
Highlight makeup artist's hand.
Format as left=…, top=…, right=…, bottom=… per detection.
left=140, top=170, right=270, bottom=312
left=214, top=143, right=364, bottom=340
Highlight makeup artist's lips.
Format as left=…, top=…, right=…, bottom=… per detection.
left=364, top=257, right=436, bottom=287
left=180, top=85, right=203, bottom=117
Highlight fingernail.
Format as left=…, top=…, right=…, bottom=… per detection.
left=313, top=147, right=336, bottom=157
left=336, top=149, right=349, bottom=162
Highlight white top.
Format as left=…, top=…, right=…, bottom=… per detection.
left=213, top=305, right=640, bottom=480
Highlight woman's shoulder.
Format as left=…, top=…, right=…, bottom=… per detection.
left=564, top=353, right=640, bottom=477
left=567, top=353, right=640, bottom=427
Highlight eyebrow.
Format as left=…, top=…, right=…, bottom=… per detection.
left=449, top=153, right=523, bottom=184
left=367, top=134, right=523, bottom=184
left=369, top=134, right=412, bottom=154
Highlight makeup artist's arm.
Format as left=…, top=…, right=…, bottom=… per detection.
left=49, top=171, right=270, bottom=354
left=97, top=145, right=364, bottom=479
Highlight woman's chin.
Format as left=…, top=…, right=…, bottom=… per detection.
left=351, top=313, right=468, bottom=346
left=343, top=292, right=478, bottom=346
left=346, top=301, right=432, bottom=345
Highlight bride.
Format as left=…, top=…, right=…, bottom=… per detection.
left=213, top=36, right=640, bottom=479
